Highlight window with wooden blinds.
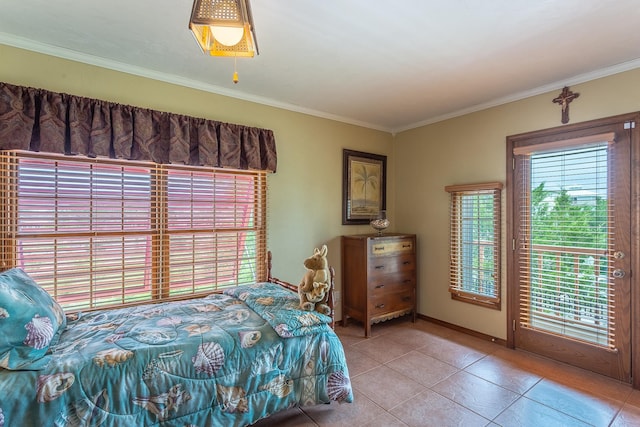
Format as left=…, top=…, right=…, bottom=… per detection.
left=515, top=137, right=615, bottom=348
left=445, top=182, right=502, bottom=309
left=0, top=151, right=268, bottom=312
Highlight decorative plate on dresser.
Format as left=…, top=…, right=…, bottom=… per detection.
left=341, top=233, right=416, bottom=337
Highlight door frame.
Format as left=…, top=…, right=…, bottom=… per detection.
left=506, top=112, right=640, bottom=387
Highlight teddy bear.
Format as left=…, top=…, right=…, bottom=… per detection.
left=298, top=245, right=331, bottom=315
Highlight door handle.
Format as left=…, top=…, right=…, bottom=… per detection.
left=612, top=269, right=626, bottom=279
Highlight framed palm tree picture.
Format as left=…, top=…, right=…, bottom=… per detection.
left=342, top=149, right=387, bottom=225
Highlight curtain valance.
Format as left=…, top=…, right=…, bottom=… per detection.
left=0, top=82, right=277, bottom=172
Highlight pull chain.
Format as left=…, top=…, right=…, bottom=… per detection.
left=233, top=54, right=239, bottom=84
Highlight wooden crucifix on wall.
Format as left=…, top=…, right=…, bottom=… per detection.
left=552, top=86, right=580, bottom=124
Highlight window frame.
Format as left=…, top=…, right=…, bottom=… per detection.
left=515, top=140, right=613, bottom=347
left=0, top=150, right=268, bottom=312
left=445, top=182, right=503, bottom=309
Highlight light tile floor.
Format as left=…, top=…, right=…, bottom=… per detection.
left=253, top=318, right=640, bottom=426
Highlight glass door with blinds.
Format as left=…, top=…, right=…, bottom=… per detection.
left=507, top=115, right=635, bottom=383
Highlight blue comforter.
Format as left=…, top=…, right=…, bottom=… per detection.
left=224, top=282, right=333, bottom=338
left=0, top=284, right=352, bottom=426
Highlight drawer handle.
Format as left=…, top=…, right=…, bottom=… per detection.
left=373, top=246, right=385, bottom=251
left=375, top=303, right=385, bottom=309
left=403, top=279, right=412, bottom=284
left=375, top=284, right=385, bottom=289
left=402, top=244, right=411, bottom=248
left=374, top=265, right=385, bottom=270
left=403, top=261, right=411, bottom=265
left=402, top=296, right=412, bottom=302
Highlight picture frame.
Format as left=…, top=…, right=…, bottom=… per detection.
left=342, top=149, right=387, bottom=225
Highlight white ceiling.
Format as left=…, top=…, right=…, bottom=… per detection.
left=1, top=0, right=640, bottom=133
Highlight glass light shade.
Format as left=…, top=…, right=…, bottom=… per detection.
left=210, top=25, right=244, bottom=46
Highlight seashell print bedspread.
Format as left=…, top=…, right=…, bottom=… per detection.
left=224, top=282, right=334, bottom=338
left=0, top=290, right=353, bottom=426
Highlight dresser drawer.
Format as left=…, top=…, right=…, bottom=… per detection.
left=370, top=290, right=414, bottom=316
left=369, top=272, right=415, bottom=295
left=367, top=253, right=415, bottom=277
left=370, top=237, right=414, bottom=257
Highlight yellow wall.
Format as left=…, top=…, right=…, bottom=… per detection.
left=0, top=44, right=395, bottom=320
left=4, top=43, right=640, bottom=335
left=394, top=67, right=640, bottom=339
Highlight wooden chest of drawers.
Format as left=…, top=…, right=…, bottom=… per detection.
left=341, top=234, right=417, bottom=337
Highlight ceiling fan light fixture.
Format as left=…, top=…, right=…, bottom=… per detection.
left=189, top=0, right=259, bottom=57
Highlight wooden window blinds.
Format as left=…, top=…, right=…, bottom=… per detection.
left=0, top=151, right=268, bottom=311
left=445, top=182, right=503, bottom=309
left=514, top=134, right=616, bottom=348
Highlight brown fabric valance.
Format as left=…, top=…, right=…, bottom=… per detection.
left=0, top=82, right=277, bottom=172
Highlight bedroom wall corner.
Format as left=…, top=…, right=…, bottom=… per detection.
left=393, top=67, right=640, bottom=340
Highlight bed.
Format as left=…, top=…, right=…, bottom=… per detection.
left=0, top=255, right=352, bottom=427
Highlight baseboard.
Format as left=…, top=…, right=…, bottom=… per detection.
left=417, top=314, right=507, bottom=346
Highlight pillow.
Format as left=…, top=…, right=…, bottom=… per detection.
left=0, top=268, right=66, bottom=370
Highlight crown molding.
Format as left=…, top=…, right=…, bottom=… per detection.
left=392, top=58, right=640, bottom=134
left=3, top=32, right=639, bottom=136
left=0, top=32, right=390, bottom=133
